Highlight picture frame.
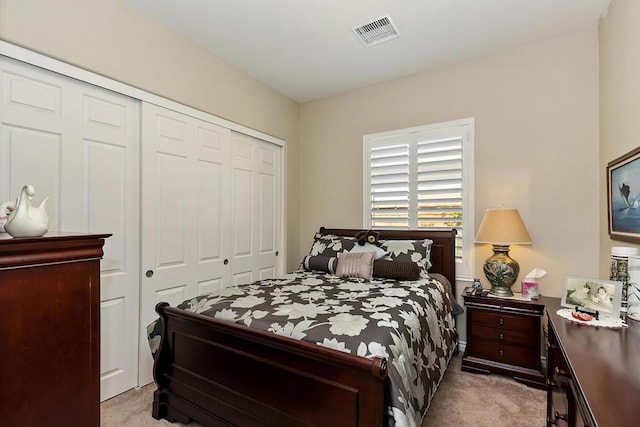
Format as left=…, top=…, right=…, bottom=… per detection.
left=607, top=146, right=640, bottom=243
left=561, top=276, right=622, bottom=318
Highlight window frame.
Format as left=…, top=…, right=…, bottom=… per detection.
left=362, top=117, right=475, bottom=281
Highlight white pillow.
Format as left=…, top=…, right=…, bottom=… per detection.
left=349, top=242, right=387, bottom=260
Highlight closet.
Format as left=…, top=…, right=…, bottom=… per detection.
left=0, top=53, right=284, bottom=399
left=137, top=103, right=281, bottom=385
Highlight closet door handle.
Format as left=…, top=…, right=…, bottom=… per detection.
left=276, top=251, right=279, bottom=256
left=145, top=270, right=154, bottom=278
left=224, top=259, right=229, bottom=265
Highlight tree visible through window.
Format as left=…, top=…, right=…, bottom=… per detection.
left=363, top=118, right=474, bottom=279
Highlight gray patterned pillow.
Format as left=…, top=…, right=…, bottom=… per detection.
left=307, top=233, right=357, bottom=258
left=379, top=239, right=433, bottom=272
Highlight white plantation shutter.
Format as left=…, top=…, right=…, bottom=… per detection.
left=370, top=136, right=410, bottom=228
left=364, top=119, right=474, bottom=279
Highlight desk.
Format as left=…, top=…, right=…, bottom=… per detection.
left=544, top=296, right=640, bottom=426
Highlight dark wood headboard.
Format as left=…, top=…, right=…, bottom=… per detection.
left=319, top=227, right=457, bottom=291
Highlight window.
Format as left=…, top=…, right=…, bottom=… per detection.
left=363, top=118, right=474, bottom=280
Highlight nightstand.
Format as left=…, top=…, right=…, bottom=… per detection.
left=461, top=293, right=546, bottom=389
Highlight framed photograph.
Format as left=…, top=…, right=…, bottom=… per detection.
left=561, top=276, right=622, bottom=318
left=607, top=146, right=640, bottom=242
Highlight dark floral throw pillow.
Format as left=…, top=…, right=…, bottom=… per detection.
left=379, top=239, right=433, bottom=272
left=306, top=233, right=357, bottom=258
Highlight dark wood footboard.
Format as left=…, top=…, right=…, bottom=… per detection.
left=153, top=302, right=388, bottom=426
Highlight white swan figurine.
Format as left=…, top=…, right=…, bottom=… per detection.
left=4, top=185, right=49, bottom=237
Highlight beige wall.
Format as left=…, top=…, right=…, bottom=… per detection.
left=0, top=0, right=301, bottom=271
left=599, top=0, right=640, bottom=275
left=300, top=29, right=600, bottom=301
left=0, top=0, right=609, bottom=302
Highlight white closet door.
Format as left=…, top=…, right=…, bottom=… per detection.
left=139, top=103, right=231, bottom=386
left=230, top=132, right=281, bottom=285
left=0, top=57, right=140, bottom=401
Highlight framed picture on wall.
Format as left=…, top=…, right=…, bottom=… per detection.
left=607, top=146, right=640, bottom=243
left=561, top=276, right=622, bottom=318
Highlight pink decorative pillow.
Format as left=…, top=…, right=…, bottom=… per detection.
left=336, top=252, right=376, bottom=280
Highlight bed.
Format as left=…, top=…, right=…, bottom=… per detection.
left=149, top=227, right=459, bottom=426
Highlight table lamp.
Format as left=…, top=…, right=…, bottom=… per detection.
left=475, top=208, right=532, bottom=297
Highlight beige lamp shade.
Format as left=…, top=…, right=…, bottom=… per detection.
left=475, top=208, right=532, bottom=245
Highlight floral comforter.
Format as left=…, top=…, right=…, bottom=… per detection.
left=148, top=270, right=457, bottom=427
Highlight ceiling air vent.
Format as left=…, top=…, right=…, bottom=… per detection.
left=352, top=15, right=400, bottom=47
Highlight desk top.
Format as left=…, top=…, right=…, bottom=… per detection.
left=544, top=296, right=640, bottom=426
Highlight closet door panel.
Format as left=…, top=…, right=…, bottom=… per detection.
left=231, top=134, right=254, bottom=282
left=198, top=278, right=223, bottom=295
left=0, top=58, right=140, bottom=402
left=233, top=167, right=253, bottom=253
left=156, top=153, right=189, bottom=268
left=230, top=132, right=281, bottom=284
left=198, top=160, right=222, bottom=260
left=195, top=120, right=231, bottom=288
left=83, top=94, right=127, bottom=132
left=87, top=141, right=126, bottom=278
left=261, top=136, right=282, bottom=259
left=139, top=103, right=231, bottom=386
left=100, top=297, right=126, bottom=395
left=1, top=125, right=60, bottom=229
left=1, top=70, right=63, bottom=131
left=259, top=173, right=276, bottom=253
left=78, top=87, right=140, bottom=402
left=256, top=141, right=280, bottom=275
left=231, top=166, right=254, bottom=284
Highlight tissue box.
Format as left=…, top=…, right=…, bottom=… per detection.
left=521, top=281, right=538, bottom=299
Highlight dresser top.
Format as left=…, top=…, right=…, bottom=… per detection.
left=0, top=232, right=111, bottom=243
left=544, top=296, right=640, bottom=426
left=0, top=233, right=111, bottom=268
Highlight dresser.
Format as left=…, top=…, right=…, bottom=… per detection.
left=0, top=233, right=110, bottom=426
left=544, top=296, right=640, bottom=426
left=462, top=293, right=546, bottom=388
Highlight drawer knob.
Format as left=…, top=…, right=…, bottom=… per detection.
left=498, top=318, right=504, bottom=326
left=498, top=349, right=504, bottom=357
left=498, top=332, right=504, bottom=341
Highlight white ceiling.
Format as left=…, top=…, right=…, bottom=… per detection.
left=126, top=0, right=611, bottom=103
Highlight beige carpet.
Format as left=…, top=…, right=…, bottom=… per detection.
left=422, top=355, right=546, bottom=426
left=101, top=354, right=546, bottom=426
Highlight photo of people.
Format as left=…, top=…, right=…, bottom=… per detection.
left=562, top=276, right=621, bottom=316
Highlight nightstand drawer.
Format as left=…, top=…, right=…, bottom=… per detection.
left=470, top=340, right=539, bottom=369
left=470, top=324, right=534, bottom=347
left=470, top=309, right=537, bottom=333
